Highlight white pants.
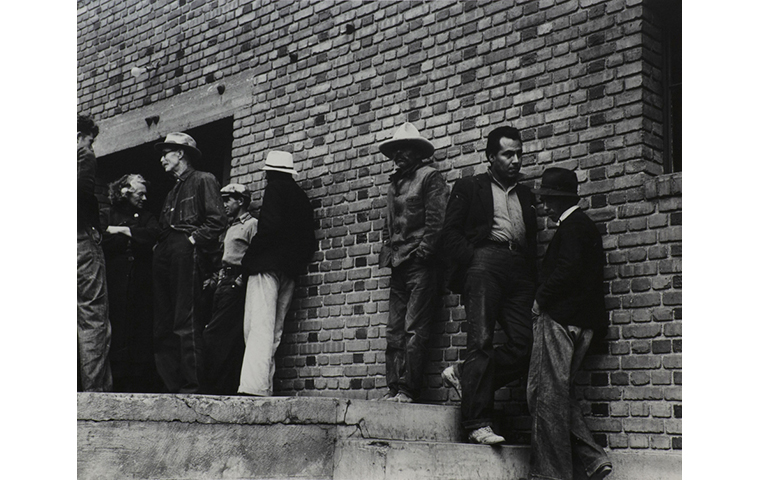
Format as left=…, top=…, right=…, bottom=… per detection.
left=238, top=271, right=295, bottom=396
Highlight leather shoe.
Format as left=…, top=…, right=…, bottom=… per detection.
left=590, top=463, right=612, bottom=480
left=468, top=426, right=505, bottom=445
left=392, top=392, right=414, bottom=403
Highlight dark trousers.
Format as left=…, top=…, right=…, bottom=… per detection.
left=386, top=257, right=440, bottom=399
left=202, top=278, right=246, bottom=395
left=461, top=244, right=534, bottom=430
left=527, top=312, right=610, bottom=480
left=152, top=232, right=204, bottom=393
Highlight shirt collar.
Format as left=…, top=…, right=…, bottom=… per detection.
left=230, top=211, right=252, bottom=226
left=487, top=169, right=517, bottom=193
left=558, top=205, right=580, bottom=225
left=176, top=166, right=196, bottom=182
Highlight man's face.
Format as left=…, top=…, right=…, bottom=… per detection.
left=160, top=148, right=183, bottom=174
left=78, top=132, right=94, bottom=150
left=127, top=181, right=148, bottom=210
left=488, top=137, right=523, bottom=185
left=541, top=196, right=565, bottom=223
left=223, top=196, right=243, bottom=219
left=392, top=148, right=420, bottom=171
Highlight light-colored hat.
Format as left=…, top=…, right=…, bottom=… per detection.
left=154, top=132, right=202, bottom=159
left=378, top=122, right=435, bottom=159
left=263, top=150, right=297, bottom=175
left=220, top=183, right=248, bottom=198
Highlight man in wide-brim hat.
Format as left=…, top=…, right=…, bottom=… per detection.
left=377, top=122, right=448, bottom=403
left=152, top=131, right=227, bottom=393
left=528, top=167, right=612, bottom=480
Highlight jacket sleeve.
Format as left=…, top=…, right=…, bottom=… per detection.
left=442, top=179, right=476, bottom=266
left=130, top=211, right=160, bottom=249
left=418, top=170, right=449, bottom=257
left=535, top=222, right=586, bottom=311
left=191, top=174, right=228, bottom=246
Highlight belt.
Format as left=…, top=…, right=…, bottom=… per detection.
left=483, top=239, right=523, bottom=252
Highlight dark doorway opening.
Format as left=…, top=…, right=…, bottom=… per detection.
left=95, top=117, right=234, bottom=219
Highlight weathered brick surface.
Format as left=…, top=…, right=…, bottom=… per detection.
left=78, top=0, right=681, bottom=453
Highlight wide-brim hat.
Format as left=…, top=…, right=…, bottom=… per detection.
left=532, top=167, right=580, bottom=197
left=379, top=122, right=435, bottom=159
left=153, top=132, right=202, bottom=160
left=263, top=150, right=298, bottom=175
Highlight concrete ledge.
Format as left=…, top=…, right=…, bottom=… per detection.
left=78, top=393, right=681, bottom=480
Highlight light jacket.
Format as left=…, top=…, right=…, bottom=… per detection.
left=379, top=163, right=448, bottom=268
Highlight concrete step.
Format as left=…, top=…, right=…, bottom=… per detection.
left=78, top=393, right=681, bottom=480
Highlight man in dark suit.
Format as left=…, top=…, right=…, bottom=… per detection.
left=440, top=126, right=537, bottom=445
left=528, top=168, right=612, bottom=480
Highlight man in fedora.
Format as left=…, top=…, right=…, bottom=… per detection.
left=440, top=126, right=537, bottom=444
left=202, top=183, right=258, bottom=394
left=238, top=151, right=315, bottom=396
left=528, top=167, right=611, bottom=480
left=377, top=122, right=448, bottom=403
left=152, top=132, right=227, bottom=393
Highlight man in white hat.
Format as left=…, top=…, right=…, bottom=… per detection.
left=377, top=122, right=448, bottom=403
left=238, top=151, right=316, bottom=396
left=202, top=183, right=258, bottom=394
left=152, top=132, right=227, bottom=393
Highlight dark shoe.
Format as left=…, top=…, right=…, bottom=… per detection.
left=468, top=426, right=505, bottom=445
left=590, top=463, right=612, bottom=480
left=442, top=365, right=462, bottom=399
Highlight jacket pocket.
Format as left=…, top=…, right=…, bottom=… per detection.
left=178, top=196, right=198, bottom=223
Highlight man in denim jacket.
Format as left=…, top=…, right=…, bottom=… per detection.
left=152, top=132, right=227, bottom=393
left=378, top=123, right=448, bottom=403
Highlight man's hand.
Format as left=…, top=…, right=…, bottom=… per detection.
left=532, top=299, right=541, bottom=318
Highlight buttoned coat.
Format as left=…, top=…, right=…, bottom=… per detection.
left=379, top=163, right=448, bottom=268
left=441, top=172, right=537, bottom=293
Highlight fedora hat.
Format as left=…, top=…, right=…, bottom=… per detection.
left=378, top=122, right=435, bottom=159
left=154, top=132, right=202, bottom=160
left=533, top=167, right=580, bottom=198
left=263, top=150, right=298, bottom=175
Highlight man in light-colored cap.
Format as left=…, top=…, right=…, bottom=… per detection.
left=377, top=122, right=448, bottom=403
left=202, top=183, right=258, bottom=394
left=152, top=132, right=227, bottom=393
left=238, top=151, right=316, bottom=396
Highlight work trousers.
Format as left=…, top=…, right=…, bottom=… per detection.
left=202, top=277, right=246, bottom=395
left=238, top=271, right=295, bottom=396
left=152, top=232, right=204, bottom=393
left=386, top=257, right=440, bottom=399
left=527, top=312, right=610, bottom=480
left=77, top=228, right=113, bottom=392
left=461, top=243, right=534, bottom=430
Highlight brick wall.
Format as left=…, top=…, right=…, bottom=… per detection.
left=78, top=0, right=681, bottom=452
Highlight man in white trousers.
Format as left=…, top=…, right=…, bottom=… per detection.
left=238, top=151, right=316, bottom=396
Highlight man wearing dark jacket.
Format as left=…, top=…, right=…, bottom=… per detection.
left=238, top=151, right=316, bottom=396
left=152, top=132, right=227, bottom=393
left=77, top=114, right=113, bottom=392
left=440, top=126, right=537, bottom=445
left=528, top=168, right=611, bottom=480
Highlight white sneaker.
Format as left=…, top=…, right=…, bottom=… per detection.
left=468, top=426, right=506, bottom=445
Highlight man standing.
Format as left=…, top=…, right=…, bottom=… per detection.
left=377, top=123, right=448, bottom=403
left=440, top=126, right=537, bottom=444
left=202, top=183, right=258, bottom=395
left=152, top=132, right=227, bottom=393
left=239, top=151, right=315, bottom=396
left=528, top=168, right=611, bottom=480
left=77, top=114, right=112, bottom=392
